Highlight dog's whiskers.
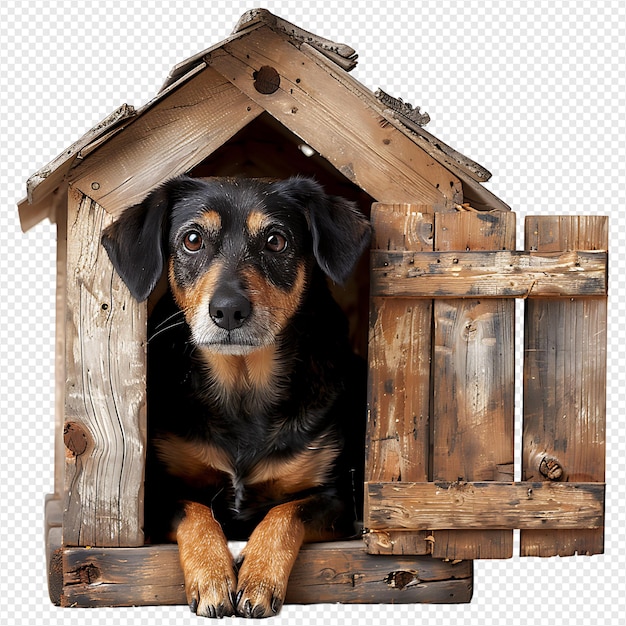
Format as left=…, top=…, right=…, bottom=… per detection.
left=148, top=319, right=187, bottom=342
left=153, top=309, right=185, bottom=331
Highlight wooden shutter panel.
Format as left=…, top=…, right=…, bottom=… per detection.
left=364, top=205, right=606, bottom=560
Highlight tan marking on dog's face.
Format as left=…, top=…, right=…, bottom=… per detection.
left=153, top=433, right=233, bottom=486
left=198, top=209, right=221, bottom=235
left=242, top=262, right=307, bottom=335
left=169, top=257, right=222, bottom=324
left=246, top=210, right=270, bottom=237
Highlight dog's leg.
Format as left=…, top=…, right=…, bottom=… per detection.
left=177, top=501, right=237, bottom=618
left=235, top=495, right=342, bottom=618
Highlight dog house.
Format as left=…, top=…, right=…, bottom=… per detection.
left=19, top=8, right=607, bottom=609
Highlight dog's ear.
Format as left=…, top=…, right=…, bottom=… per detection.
left=271, top=177, right=372, bottom=283
left=101, top=176, right=189, bottom=301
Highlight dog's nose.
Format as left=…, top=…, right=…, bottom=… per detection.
left=209, top=286, right=251, bottom=330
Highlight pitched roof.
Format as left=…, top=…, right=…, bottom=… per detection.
left=18, top=8, right=509, bottom=232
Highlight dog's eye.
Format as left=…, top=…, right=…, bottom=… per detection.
left=183, top=230, right=204, bottom=252
left=265, top=232, right=288, bottom=253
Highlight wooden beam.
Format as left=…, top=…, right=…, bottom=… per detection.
left=69, top=66, right=264, bottom=216
left=63, top=189, right=146, bottom=547
left=207, top=26, right=462, bottom=207
left=370, top=249, right=608, bottom=298
left=58, top=541, right=473, bottom=607
left=365, top=482, right=605, bottom=530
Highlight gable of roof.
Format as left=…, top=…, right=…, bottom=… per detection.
left=18, top=8, right=508, bottom=232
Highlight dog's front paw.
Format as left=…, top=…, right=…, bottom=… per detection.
left=177, top=501, right=237, bottom=618
left=184, top=562, right=237, bottom=618
left=234, top=552, right=287, bottom=618
left=234, top=502, right=306, bottom=618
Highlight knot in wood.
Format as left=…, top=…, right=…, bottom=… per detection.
left=384, top=570, right=421, bottom=590
left=253, top=65, right=280, bottom=94
left=539, top=456, right=564, bottom=481
left=64, top=421, right=90, bottom=457
left=76, top=562, right=101, bottom=585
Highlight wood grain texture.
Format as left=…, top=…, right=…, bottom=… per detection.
left=431, top=211, right=516, bottom=559
left=365, top=204, right=434, bottom=553
left=208, top=26, right=462, bottom=207
left=522, top=215, right=607, bottom=556
left=70, top=67, right=263, bottom=215
left=370, top=249, right=607, bottom=298
left=365, top=481, right=605, bottom=530
left=63, top=189, right=146, bottom=547
left=58, top=541, right=473, bottom=607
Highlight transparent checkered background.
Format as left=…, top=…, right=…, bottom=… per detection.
left=2, top=0, right=625, bottom=624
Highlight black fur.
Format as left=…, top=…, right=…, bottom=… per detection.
left=101, top=175, right=371, bottom=616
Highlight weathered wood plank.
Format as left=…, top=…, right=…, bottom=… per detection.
left=63, top=189, right=146, bottom=547
left=370, top=249, right=608, bottom=298
left=60, top=541, right=473, bottom=607
left=69, top=66, right=264, bottom=216
left=53, top=205, right=68, bottom=496
left=431, top=211, right=516, bottom=559
left=207, top=26, right=462, bottom=207
left=362, top=530, right=434, bottom=556
left=21, top=104, right=136, bottom=219
left=45, top=497, right=63, bottom=605
left=365, top=482, right=605, bottom=530
left=365, top=203, right=434, bottom=554
left=522, top=215, right=607, bottom=556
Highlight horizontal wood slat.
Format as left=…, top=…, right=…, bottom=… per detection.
left=58, top=541, right=473, bottom=607
left=371, top=249, right=607, bottom=298
left=365, top=482, right=605, bottom=530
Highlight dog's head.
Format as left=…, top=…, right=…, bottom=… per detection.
left=102, top=176, right=371, bottom=354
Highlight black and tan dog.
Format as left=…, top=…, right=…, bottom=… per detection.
left=101, top=175, right=371, bottom=618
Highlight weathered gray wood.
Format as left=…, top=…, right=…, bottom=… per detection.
left=365, top=482, right=605, bottom=530
left=69, top=67, right=264, bottom=216
left=60, top=541, right=473, bottom=607
left=53, top=205, right=67, bottom=496
left=522, top=215, right=607, bottom=556
left=45, top=497, right=63, bottom=606
left=370, top=249, right=608, bottom=298
left=63, top=189, right=146, bottom=547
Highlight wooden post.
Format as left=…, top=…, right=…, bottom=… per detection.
left=522, top=215, right=607, bottom=556
left=63, top=188, right=147, bottom=547
left=365, top=203, right=434, bottom=555
left=431, top=211, right=516, bottom=559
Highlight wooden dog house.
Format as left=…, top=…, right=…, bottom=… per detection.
left=19, top=8, right=607, bottom=609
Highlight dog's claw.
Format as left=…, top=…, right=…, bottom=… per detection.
left=271, top=595, right=284, bottom=615
left=235, top=584, right=286, bottom=618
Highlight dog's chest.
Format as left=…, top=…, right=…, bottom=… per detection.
left=154, top=432, right=339, bottom=506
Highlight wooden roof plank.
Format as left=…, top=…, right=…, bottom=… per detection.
left=69, top=67, right=264, bottom=216
left=234, top=8, right=358, bottom=70
left=20, top=9, right=508, bottom=228
left=208, top=26, right=461, bottom=207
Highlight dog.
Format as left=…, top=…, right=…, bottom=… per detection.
left=101, top=175, right=371, bottom=618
